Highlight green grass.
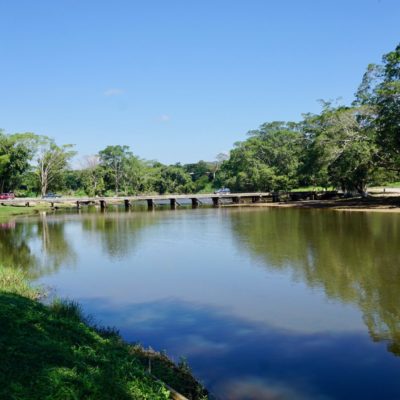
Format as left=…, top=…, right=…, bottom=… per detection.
left=379, top=181, right=400, bottom=188
left=0, top=205, right=45, bottom=219
left=0, top=266, right=208, bottom=400
left=0, top=266, right=42, bottom=299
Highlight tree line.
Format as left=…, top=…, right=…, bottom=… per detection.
left=216, top=44, right=400, bottom=194
left=0, top=135, right=219, bottom=196
left=1, top=44, right=399, bottom=197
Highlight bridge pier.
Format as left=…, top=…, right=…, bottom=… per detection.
left=100, top=200, right=107, bottom=211
left=147, top=199, right=155, bottom=210
left=252, top=195, right=261, bottom=203
left=191, top=198, right=199, bottom=208
left=212, top=197, right=220, bottom=207
left=124, top=199, right=131, bottom=210
left=170, top=198, right=177, bottom=210
left=232, top=196, right=241, bottom=204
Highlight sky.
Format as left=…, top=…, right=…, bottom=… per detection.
left=0, top=0, right=400, bottom=164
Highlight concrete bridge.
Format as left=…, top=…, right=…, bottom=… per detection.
left=4, top=192, right=279, bottom=211
left=1, top=191, right=338, bottom=211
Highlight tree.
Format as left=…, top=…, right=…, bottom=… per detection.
left=0, top=131, right=38, bottom=192
left=123, top=155, right=148, bottom=195
left=301, top=104, right=379, bottom=194
left=79, top=155, right=105, bottom=196
left=210, top=153, right=229, bottom=182
left=184, top=160, right=213, bottom=192
left=99, top=145, right=132, bottom=195
left=219, top=122, right=303, bottom=192
left=355, top=44, right=400, bottom=170
left=36, top=138, right=76, bottom=197
left=153, top=164, right=194, bottom=194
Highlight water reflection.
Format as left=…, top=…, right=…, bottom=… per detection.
left=77, top=298, right=400, bottom=400
left=0, top=213, right=76, bottom=278
left=0, top=219, right=37, bottom=271
left=81, top=211, right=157, bottom=259
left=0, top=210, right=158, bottom=277
left=2, top=207, right=400, bottom=399
left=229, top=208, right=400, bottom=356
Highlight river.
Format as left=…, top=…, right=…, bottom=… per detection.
left=1, top=206, right=400, bottom=399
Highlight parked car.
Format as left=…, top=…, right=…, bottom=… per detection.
left=43, top=192, right=62, bottom=198
left=214, top=187, right=231, bottom=194
left=0, top=192, right=15, bottom=200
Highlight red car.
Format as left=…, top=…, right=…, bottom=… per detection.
left=0, top=192, right=15, bottom=200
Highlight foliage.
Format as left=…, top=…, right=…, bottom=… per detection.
left=301, top=104, right=379, bottom=193
left=99, top=145, right=133, bottom=195
left=355, top=44, right=400, bottom=170
left=218, top=122, right=303, bottom=191
left=35, top=138, right=76, bottom=197
left=0, top=131, right=38, bottom=192
left=154, top=164, right=194, bottom=194
left=0, top=265, right=41, bottom=299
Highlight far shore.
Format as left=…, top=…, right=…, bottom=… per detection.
left=223, top=195, right=400, bottom=213
left=2, top=193, right=400, bottom=218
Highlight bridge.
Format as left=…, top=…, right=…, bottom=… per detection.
left=1, top=191, right=337, bottom=211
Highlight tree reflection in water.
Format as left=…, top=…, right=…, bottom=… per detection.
left=229, top=208, right=400, bottom=356
left=0, top=213, right=76, bottom=279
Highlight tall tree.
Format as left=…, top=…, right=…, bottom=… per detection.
left=36, top=138, right=76, bottom=197
left=99, top=145, right=132, bottom=195
left=219, top=122, right=303, bottom=192
left=355, top=44, right=400, bottom=170
left=0, top=131, right=38, bottom=192
left=301, top=104, right=378, bottom=194
left=211, top=153, right=229, bottom=181
left=79, top=155, right=105, bottom=196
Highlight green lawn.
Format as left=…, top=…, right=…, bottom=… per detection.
left=380, top=181, right=400, bottom=188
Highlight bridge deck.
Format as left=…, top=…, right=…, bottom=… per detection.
left=2, top=191, right=331, bottom=210
left=10, top=192, right=272, bottom=203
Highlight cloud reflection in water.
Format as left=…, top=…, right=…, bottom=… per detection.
left=79, top=297, right=400, bottom=400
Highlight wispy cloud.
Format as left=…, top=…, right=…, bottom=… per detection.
left=158, top=114, right=171, bottom=122
left=103, top=88, right=124, bottom=96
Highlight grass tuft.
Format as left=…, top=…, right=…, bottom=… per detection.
left=0, top=265, right=41, bottom=299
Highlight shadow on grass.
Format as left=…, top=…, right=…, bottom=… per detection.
left=0, top=292, right=206, bottom=400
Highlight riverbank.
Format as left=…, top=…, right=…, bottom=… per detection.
left=0, top=266, right=208, bottom=400
left=224, top=195, right=400, bottom=213
left=3, top=194, right=400, bottom=217
left=0, top=205, right=47, bottom=219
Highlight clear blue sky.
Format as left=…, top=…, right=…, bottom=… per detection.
left=1, top=0, right=399, bottom=164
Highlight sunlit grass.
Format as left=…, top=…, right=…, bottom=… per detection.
left=380, top=182, right=400, bottom=188
left=0, top=205, right=45, bottom=219
left=0, top=266, right=41, bottom=299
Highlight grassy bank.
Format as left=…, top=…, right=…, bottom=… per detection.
left=0, top=266, right=208, bottom=400
left=0, top=205, right=46, bottom=219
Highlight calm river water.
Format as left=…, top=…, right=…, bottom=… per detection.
left=2, top=206, right=400, bottom=399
